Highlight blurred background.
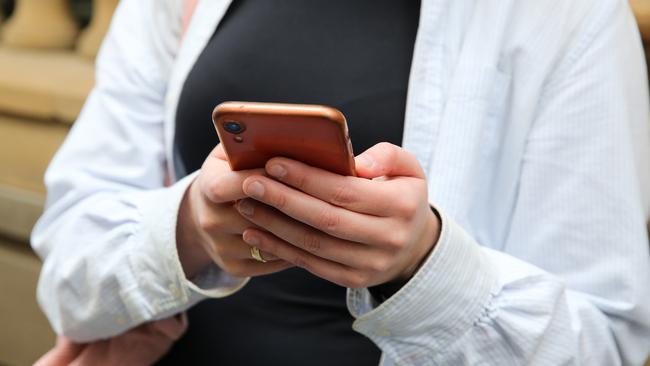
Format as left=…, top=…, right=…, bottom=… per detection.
left=0, top=1, right=118, bottom=365
left=0, top=1, right=648, bottom=365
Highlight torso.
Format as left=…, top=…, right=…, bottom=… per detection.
left=162, top=1, right=419, bottom=364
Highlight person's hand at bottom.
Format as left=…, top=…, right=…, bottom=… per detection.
left=35, top=144, right=302, bottom=366
left=236, top=142, right=441, bottom=289
left=34, top=314, right=188, bottom=366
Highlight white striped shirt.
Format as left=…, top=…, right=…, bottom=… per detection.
left=32, top=0, right=650, bottom=364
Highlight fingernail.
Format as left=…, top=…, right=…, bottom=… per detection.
left=246, top=181, right=265, bottom=198
left=267, top=164, right=287, bottom=179
left=357, top=155, right=375, bottom=169
left=243, top=232, right=260, bottom=246
left=238, top=199, right=254, bottom=216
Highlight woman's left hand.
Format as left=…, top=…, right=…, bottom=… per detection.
left=236, top=143, right=441, bottom=288
left=34, top=315, right=187, bottom=366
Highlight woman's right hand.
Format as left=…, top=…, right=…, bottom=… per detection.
left=176, top=144, right=293, bottom=279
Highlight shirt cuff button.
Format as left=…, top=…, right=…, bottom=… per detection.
left=169, top=283, right=181, bottom=299
left=116, top=316, right=126, bottom=325
left=376, top=328, right=392, bottom=337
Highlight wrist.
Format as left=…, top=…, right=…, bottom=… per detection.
left=176, top=181, right=212, bottom=279
left=368, top=277, right=410, bottom=303
left=397, top=206, right=441, bottom=281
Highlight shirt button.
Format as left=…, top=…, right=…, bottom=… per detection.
left=116, top=316, right=126, bottom=325
left=376, top=328, right=391, bottom=337
left=169, top=284, right=181, bottom=299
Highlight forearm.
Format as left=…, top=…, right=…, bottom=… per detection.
left=368, top=206, right=441, bottom=303
left=349, top=212, right=650, bottom=365
left=33, top=175, right=202, bottom=341
left=176, top=180, right=212, bottom=278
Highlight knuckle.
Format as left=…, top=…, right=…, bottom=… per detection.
left=330, top=182, right=357, bottom=207
left=300, top=232, right=322, bottom=253
left=207, top=180, right=229, bottom=203
left=385, top=230, right=409, bottom=250
left=377, top=142, right=397, bottom=158
left=379, top=143, right=400, bottom=171
left=256, top=237, right=273, bottom=253
left=294, top=173, right=310, bottom=191
left=316, top=207, right=340, bottom=232
left=209, top=189, right=225, bottom=203
left=198, top=214, right=222, bottom=232
left=346, top=272, right=370, bottom=289
left=397, top=197, right=419, bottom=218
left=376, top=142, right=395, bottom=150
left=273, top=193, right=288, bottom=209
left=292, top=254, right=310, bottom=270
left=366, top=257, right=391, bottom=273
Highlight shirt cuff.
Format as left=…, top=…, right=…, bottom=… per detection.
left=346, top=207, right=498, bottom=364
left=186, top=263, right=249, bottom=299
left=124, top=171, right=248, bottom=324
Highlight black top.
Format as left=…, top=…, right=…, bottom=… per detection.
left=162, top=1, right=419, bottom=365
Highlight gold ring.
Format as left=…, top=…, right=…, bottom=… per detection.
left=250, top=246, right=267, bottom=263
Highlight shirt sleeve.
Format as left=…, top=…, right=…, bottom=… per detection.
left=31, top=0, right=246, bottom=342
left=348, top=1, right=650, bottom=365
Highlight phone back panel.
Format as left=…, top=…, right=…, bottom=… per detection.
left=213, top=102, right=356, bottom=176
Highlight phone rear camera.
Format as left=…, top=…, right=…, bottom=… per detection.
left=223, top=121, right=245, bottom=134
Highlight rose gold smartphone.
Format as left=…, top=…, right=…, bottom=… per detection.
left=212, top=101, right=356, bottom=176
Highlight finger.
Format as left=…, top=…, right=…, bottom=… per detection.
left=207, top=233, right=280, bottom=262
left=265, top=157, right=409, bottom=216
left=241, top=176, right=390, bottom=244
left=249, top=248, right=277, bottom=263
left=229, top=258, right=294, bottom=278
left=34, top=337, right=85, bottom=366
left=199, top=151, right=266, bottom=204
left=242, top=229, right=370, bottom=288
left=236, top=199, right=374, bottom=268
left=149, top=314, right=188, bottom=341
left=198, top=202, right=262, bottom=235
left=211, top=143, right=227, bottom=160
left=354, top=142, right=425, bottom=179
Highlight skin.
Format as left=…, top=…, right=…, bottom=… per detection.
left=177, top=142, right=441, bottom=288
left=34, top=316, right=187, bottom=366
left=40, top=142, right=441, bottom=365
left=176, top=145, right=292, bottom=278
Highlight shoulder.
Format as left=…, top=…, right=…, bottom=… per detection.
left=505, top=0, right=628, bottom=35
left=457, top=0, right=639, bottom=88
left=446, top=0, right=634, bottom=72
left=501, top=0, right=634, bottom=60
left=111, top=0, right=184, bottom=35
left=96, top=0, right=185, bottom=85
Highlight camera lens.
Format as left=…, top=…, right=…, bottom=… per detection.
left=223, top=121, right=245, bottom=134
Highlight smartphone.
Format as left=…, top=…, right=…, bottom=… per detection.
left=212, top=101, right=356, bottom=176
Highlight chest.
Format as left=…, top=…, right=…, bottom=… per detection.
left=173, top=0, right=420, bottom=175
left=167, top=0, right=556, bottom=250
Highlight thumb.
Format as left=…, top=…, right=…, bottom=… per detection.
left=34, top=337, right=85, bottom=366
left=209, top=143, right=227, bottom=161
left=354, top=142, right=425, bottom=179
left=150, top=313, right=189, bottom=341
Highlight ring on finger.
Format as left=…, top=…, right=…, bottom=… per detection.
left=250, top=246, right=267, bottom=263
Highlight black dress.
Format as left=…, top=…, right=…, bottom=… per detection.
left=160, top=1, right=419, bottom=364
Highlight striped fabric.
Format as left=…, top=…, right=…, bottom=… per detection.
left=32, top=0, right=650, bottom=364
